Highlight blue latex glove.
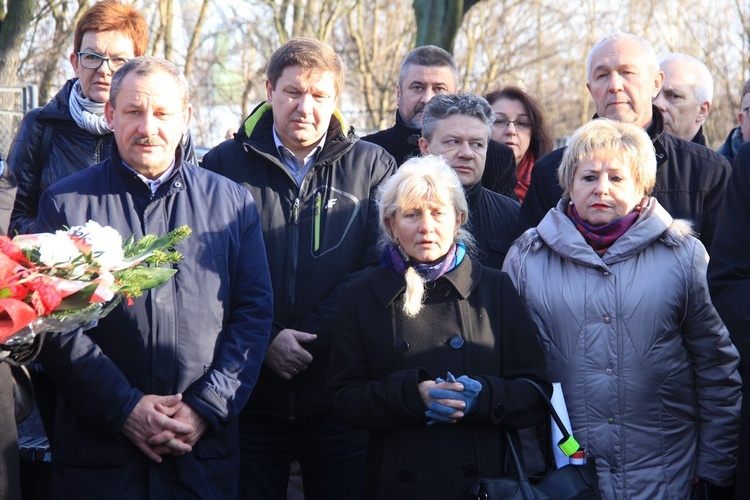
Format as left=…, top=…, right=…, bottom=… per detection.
left=425, top=372, right=482, bottom=425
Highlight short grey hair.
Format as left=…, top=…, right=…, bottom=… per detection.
left=587, top=32, right=660, bottom=82
left=660, top=53, right=714, bottom=105
left=558, top=119, right=657, bottom=199
left=110, top=56, right=190, bottom=109
left=398, top=45, right=459, bottom=89
left=420, top=93, right=494, bottom=142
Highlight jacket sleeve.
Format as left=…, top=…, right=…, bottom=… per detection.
left=181, top=191, right=273, bottom=431
left=467, top=273, right=550, bottom=429
left=698, top=155, right=731, bottom=251
left=326, top=285, right=432, bottom=430
left=296, top=151, right=397, bottom=351
left=34, top=191, right=143, bottom=432
left=708, top=144, right=750, bottom=382
left=7, top=110, right=44, bottom=235
left=682, top=239, right=742, bottom=486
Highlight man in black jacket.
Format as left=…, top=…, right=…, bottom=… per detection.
left=708, top=142, right=750, bottom=499
left=202, top=38, right=396, bottom=499
left=519, top=33, right=730, bottom=251
left=418, top=93, right=520, bottom=269
left=653, top=53, right=713, bottom=145
left=362, top=45, right=518, bottom=199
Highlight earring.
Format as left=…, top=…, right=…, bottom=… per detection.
left=568, top=200, right=574, bottom=206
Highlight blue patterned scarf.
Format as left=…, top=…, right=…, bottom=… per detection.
left=381, top=242, right=466, bottom=282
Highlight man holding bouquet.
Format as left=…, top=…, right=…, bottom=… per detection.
left=34, top=56, right=273, bottom=498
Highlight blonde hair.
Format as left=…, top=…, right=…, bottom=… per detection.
left=377, top=155, right=473, bottom=317
left=558, top=119, right=657, bottom=199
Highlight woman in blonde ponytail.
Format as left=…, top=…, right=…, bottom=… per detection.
left=327, top=155, right=550, bottom=499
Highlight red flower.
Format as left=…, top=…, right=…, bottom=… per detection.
left=0, top=236, right=29, bottom=266
left=29, top=279, right=62, bottom=316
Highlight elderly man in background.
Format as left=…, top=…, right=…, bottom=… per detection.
left=519, top=32, right=730, bottom=251
left=718, top=79, right=750, bottom=164
left=418, top=93, right=520, bottom=269
left=34, top=56, right=273, bottom=498
left=653, top=53, right=713, bottom=145
left=362, top=45, right=518, bottom=198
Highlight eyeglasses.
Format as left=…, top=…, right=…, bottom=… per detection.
left=77, top=52, right=129, bottom=72
left=743, top=106, right=750, bottom=117
left=494, top=118, right=532, bottom=130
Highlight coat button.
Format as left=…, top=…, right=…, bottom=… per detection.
left=606, top=368, right=613, bottom=376
left=398, top=470, right=413, bottom=483
left=394, top=340, right=410, bottom=354
left=604, top=316, right=611, bottom=324
left=449, top=336, right=464, bottom=349
left=460, top=462, right=478, bottom=477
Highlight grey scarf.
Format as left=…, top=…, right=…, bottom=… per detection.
left=68, top=80, right=112, bottom=135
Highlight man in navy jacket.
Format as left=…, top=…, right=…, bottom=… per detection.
left=35, top=56, right=273, bottom=498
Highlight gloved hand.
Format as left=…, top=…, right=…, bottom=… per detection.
left=425, top=372, right=482, bottom=425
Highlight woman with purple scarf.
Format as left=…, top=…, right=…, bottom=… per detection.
left=503, top=119, right=741, bottom=499
left=327, top=155, right=550, bottom=499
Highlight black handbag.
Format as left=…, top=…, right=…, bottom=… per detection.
left=470, top=378, right=601, bottom=500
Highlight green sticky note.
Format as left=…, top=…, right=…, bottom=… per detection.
left=558, top=436, right=580, bottom=457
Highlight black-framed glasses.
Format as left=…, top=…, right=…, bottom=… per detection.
left=494, top=118, right=532, bottom=130
left=77, top=52, right=129, bottom=71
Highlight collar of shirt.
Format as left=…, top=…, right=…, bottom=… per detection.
left=122, top=160, right=177, bottom=195
left=272, top=127, right=326, bottom=184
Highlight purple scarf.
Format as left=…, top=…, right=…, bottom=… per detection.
left=567, top=204, right=638, bottom=255
left=381, top=242, right=464, bottom=282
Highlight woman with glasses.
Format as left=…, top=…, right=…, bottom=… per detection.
left=7, top=0, right=192, bottom=236
left=486, top=87, right=552, bottom=203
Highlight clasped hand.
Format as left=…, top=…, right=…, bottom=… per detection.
left=419, top=372, right=482, bottom=425
left=121, top=393, right=208, bottom=463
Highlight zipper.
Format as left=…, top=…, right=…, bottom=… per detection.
left=291, top=197, right=300, bottom=224
left=314, top=192, right=322, bottom=251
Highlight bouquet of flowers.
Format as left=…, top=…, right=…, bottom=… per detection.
left=0, top=221, right=191, bottom=356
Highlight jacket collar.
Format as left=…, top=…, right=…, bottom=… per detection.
left=534, top=198, right=677, bottom=268
left=691, top=126, right=707, bottom=146
left=37, top=79, right=78, bottom=122
left=369, top=256, right=482, bottom=309
left=591, top=106, right=668, bottom=169
left=465, top=181, right=484, bottom=211
left=110, top=138, right=187, bottom=196
left=394, top=109, right=422, bottom=146
left=237, top=101, right=355, bottom=162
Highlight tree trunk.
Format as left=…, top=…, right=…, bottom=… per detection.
left=184, top=0, right=211, bottom=81
left=0, top=0, right=36, bottom=85
left=412, top=0, right=480, bottom=52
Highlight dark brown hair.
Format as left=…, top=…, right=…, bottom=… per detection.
left=266, top=38, right=344, bottom=95
left=486, top=86, right=553, bottom=161
left=74, top=0, right=148, bottom=56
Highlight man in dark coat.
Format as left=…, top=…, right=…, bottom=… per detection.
left=708, top=142, right=750, bottom=499
left=34, top=57, right=273, bottom=498
left=653, top=53, right=713, bottom=145
left=362, top=45, right=518, bottom=198
left=519, top=33, right=730, bottom=251
left=418, top=92, right=520, bottom=269
left=202, top=38, right=396, bottom=499
left=717, top=79, right=750, bottom=164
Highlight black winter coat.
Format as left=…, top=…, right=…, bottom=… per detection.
left=518, top=108, right=730, bottom=250
left=708, top=141, right=750, bottom=498
left=362, top=110, right=519, bottom=199
left=465, top=181, right=520, bottom=270
left=327, top=257, right=550, bottom=499
left=202, top=103, right=396, bottom=418
left=7, top=78, right=196, bottom=235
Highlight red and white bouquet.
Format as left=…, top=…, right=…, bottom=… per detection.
left=0, top=221, right=190, bottom=352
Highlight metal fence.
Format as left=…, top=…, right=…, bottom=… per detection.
left=0, top=85, right=38, bottom=157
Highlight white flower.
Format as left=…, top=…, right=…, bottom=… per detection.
left=36, top=232, right=84, bottom=267
left=70, top=221, right=125, bottom=270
